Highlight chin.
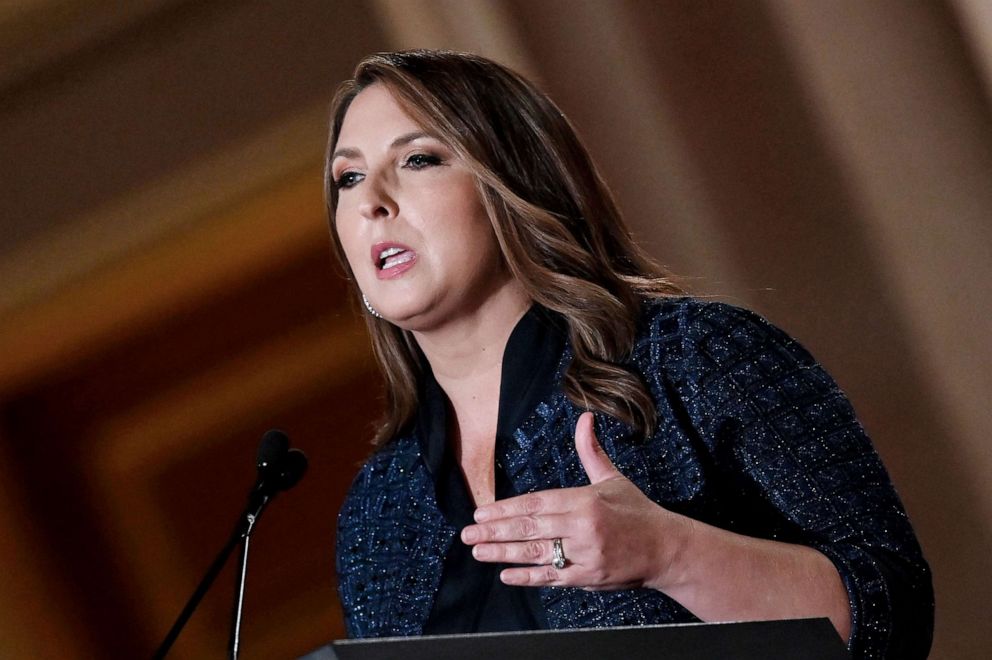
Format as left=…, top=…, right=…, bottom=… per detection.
left=385, top=312, right=435, bottom=334
left=374, top=300, right=428, bottom=328
left=381, top=300, right=451, bottom=334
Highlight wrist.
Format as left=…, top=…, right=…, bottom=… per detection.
left=645, top=510, right=698, bottom=592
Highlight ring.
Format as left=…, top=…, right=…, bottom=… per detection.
left=552, top=537, right=567, bottom=570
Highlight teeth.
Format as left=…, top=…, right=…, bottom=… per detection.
left=382, top=251, right=414, bottom=270
left=378, top=247, right=404, bottom=260
left=378, top=246, right=414, bottom=270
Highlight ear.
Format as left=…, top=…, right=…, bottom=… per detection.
left=574, top=412, right=622, bottom=484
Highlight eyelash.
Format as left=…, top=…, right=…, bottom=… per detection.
left=334, top=152, right=444, bottom=190
left=334, top=171, right=362, bottom=190
left=404, top=153, right=443, bottom=170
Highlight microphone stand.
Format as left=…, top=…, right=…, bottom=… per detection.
left=153, top=431, right=305, bottom=659
left=152, top=489, right=271, bottom=660
left=229, top=497, right=262, bottom=660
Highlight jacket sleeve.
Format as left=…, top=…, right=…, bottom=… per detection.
left=336, top=463, right=372, bottom=639
left=669, top=300, right=933, bottom=659
left=335, top=447, right=398, bottom=639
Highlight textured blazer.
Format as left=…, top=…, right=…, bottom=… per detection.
left=336, top=298, right=933, bottom=658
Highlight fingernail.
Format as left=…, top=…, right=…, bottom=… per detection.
left=474, top=508, right=490, bottom=522
left=472, top=545, right=489, bottom=559
left=461, top=526, right=478, bottom=543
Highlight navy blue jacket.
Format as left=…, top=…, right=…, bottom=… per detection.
left=336, top=298, right=933, bottom=658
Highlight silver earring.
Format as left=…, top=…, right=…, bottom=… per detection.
left=361, top=292, right=383, bottom=319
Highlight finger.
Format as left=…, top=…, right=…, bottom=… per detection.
left=499, top=564, right=570, bottom=587
left=471, top=539, right=555, bottom=565
left=461, top=513, right=570, bottom=545
left=574, top=411, right=622, bottom=484
left=474, top=488, right=574, bottom=523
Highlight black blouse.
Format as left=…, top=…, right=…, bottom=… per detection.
left=418, top=305, right=566, bottom=634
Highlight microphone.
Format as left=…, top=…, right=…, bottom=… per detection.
left=276, top=448, right=308, bottom=491
left=257, top=428, right=290, bottom=472
left=248, top=429, right=308, bottom=511
left=153, top=430, right=308, bottom=660
left=231, top=431, right=307, bottom=659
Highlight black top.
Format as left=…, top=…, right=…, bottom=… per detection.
left=418, top=305, right=566, bottom=634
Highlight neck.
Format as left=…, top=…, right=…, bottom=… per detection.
left=412, top=283, right=530, bottom=382
left=412, top=284, right=531, bottom=446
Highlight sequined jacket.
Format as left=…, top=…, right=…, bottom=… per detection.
left=336, top=298, right=933, bottom=658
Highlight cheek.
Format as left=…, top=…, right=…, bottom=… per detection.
left=460, top=202, right=501, bottom=263
left=334, top=218, right=365, bottom=277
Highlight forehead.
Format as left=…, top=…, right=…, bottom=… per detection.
left=337, top=84, right=423, bottom=146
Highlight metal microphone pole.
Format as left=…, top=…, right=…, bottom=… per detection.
left=152, top=431, right=305, bottom=659
left=151, top=506, right=256, bottom=659
left=228, top=499, right=262, bottom=660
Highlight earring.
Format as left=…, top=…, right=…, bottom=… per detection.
left=361, top=292, right=383, bottom=319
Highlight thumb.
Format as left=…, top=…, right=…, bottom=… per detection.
left=575, top=412, right=622, bottom=484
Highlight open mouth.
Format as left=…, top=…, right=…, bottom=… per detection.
left=371, top=242, right=417, bottom=278
left=378, top=246, right=414, bottom=270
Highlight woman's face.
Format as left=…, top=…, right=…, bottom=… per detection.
left=330, top=84, right=523, bottom=332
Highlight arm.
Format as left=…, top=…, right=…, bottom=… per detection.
left=663, top=505, right=852, bottom=640
left=463, top=301, right=932, bottom=657
left=464, top=412, right=852, bottom=639
left=673, top=302, right=932, bottom=656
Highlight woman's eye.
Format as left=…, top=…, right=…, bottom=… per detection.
left=403, top=153, right=442, bottom=170
left=334, top=171, right=363, bottom=190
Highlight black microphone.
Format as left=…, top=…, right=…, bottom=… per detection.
left=257, top=428, right=290, bottom=472
left=230, top=432, right=307, bottom=659
left=276, top=448, right=308, bottom=491
left=248, top=430, right=308, bottom=511
left=153, top=430, right=308, bottom=660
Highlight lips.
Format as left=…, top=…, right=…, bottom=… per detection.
left=371, top=242, right=417, bottom=279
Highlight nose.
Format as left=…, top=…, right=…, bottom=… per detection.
left=357, top=174, right=398, bottom=221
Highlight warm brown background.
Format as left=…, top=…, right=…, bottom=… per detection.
left=1, top=1, right=989, bottom=658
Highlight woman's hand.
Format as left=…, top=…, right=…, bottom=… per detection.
left=461, top=412, right=852, bottom=640
left=461, top=412, right=693, bottom=591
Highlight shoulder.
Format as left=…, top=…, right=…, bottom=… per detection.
left=636, top=296, right=806, bottom=352
left=335, top=430, right=452, bottom=638
left=632, top=296, right=821, bottom=378
left=630, top=296, right=849, bottom=449
left=336, top=431, right=425, bottom=583
left=337, top=432, right=422, bottom=527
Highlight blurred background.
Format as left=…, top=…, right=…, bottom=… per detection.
left=0, top=1, right=989, bottom=658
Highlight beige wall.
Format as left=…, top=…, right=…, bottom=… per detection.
left=1, top=1, right=988, bottom=657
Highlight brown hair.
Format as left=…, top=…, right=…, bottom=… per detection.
left=324, top=50, right=683, bottom=446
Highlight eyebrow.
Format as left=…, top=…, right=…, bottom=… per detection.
left=330, top=131, right=434, bottom=162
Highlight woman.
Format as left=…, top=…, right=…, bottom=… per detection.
left=327, top=50, right=933, bottom=658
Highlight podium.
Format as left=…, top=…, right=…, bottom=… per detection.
left=302, top=618, right=850, bottom=659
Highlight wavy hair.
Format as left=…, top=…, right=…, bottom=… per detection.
left=324, top=50, right=683, bottom=446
